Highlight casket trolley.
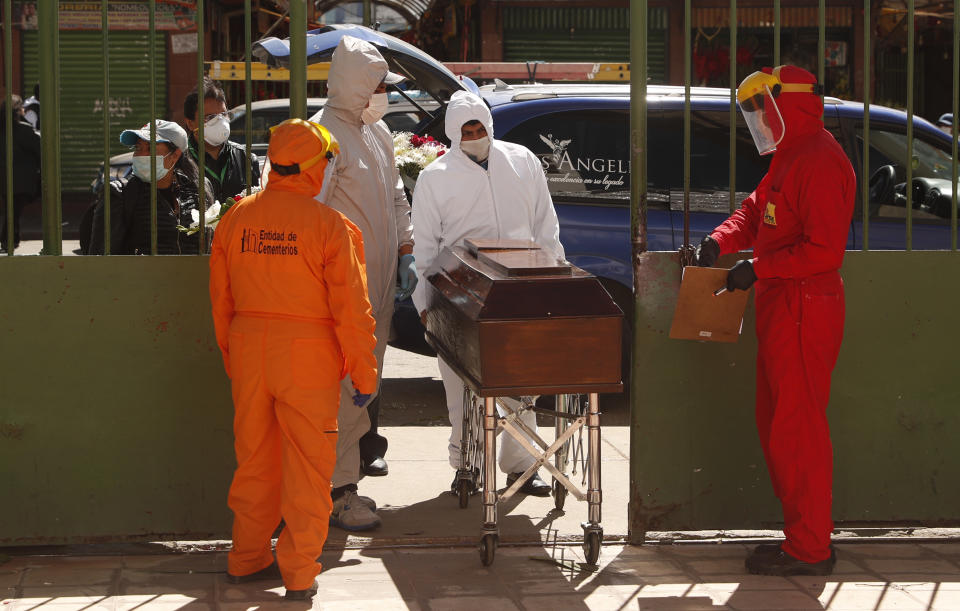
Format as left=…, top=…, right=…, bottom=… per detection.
left=422, top=239, right=623, bottom=566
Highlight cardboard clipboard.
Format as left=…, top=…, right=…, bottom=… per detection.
left=669, top=266, right=751, bottom=343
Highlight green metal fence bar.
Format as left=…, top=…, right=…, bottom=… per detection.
left=244, top=0, right=252, bottom=195
left=289, top=0, right=307, bottom=119
left=728, top=0, right=737, bottom=214
left=4, top=0, right=13, bottom=255
left=149, top=0, right=157, bottom=255
left=953, top=0, right=958, bottom=252
left=682, top=0, right=691, bottom=248
left=862, top=0, right=871, bottom=251
left=196, top=0, right=206, bottom=253
left=905, top=0, right=914, bottom=251
left=630, top=0, right=647, bottom=259
left=102, top=0, right=111, bottom=255
left=773, top=0, right=780, bottom=66
left=38, top=0, right=61, bottom=255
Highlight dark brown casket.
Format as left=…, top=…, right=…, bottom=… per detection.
left=423, top=238, right=624, bottom=397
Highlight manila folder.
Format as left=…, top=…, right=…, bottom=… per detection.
left=669, top=266, right=751, bottom=343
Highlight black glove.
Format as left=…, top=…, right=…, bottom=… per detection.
left=695, top=235, right=720, bottom=267
left=726, top=259, right=757, bottom=292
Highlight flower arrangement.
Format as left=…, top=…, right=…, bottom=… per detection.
left=178, top=186, right=261, bottom=235
left=393, top=131, right=447, bottom=189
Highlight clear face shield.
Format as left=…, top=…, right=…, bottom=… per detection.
left=740, top=84, right=785, bottom=156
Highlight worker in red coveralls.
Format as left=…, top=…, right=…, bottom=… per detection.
left=694, top=65, right=855, bottom=576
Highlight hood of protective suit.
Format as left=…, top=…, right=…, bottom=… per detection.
left=326, top=36, right=389, bottom=124
left=769, top=65, right=823, bottom=150
left=266, top=119, right=338, bottom=195
left=445, top=90, right=494, bottom=152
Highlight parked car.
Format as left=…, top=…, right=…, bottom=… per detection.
left=243, top=26, right=960, bottom=358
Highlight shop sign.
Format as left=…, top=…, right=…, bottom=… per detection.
left=14, top=1, right=197, bottom=31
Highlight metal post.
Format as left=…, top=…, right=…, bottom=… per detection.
left=196, top=0, right=206, bottom=253
left=773, top=0, right=780, bottom=66
left=289, top=0, right=307, bottom=119
left=363, top=0, right=372, bottom=27
left=38, top=0, right=61, bottom=254
left=728, top=0, right=737, bottom=214
left=482, top=396, right=497, bottom=531
left=149, top=0, right=157, bottom=255
left=586, top=392, right=602, bottom=526
left=682, top=0, right=691, bottom=248
left=4, top=0, right=13, bottom=254
left=818, top=0, right=825, bottom=100
left=244, top=0, right=253, bottom=195
left=862, top=0, right=871, bottom=251
left=102, top=0, right=111, bottom=255
left=628, top=0, right=648, bottom=544
left=953, top=0, right=958, bottom=252
left=905, top=0, right=914, bottom=251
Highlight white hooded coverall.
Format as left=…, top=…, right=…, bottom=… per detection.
left=411, top=90, right=565, bottom=473
left=313, top=36, right=414, bottom=488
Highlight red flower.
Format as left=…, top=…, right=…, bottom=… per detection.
left=437, top=149, right=445, bottom=156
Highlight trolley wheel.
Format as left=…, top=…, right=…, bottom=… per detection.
left=553, top=479, right=567, bottom=511
left=583, top=530, right=602, bottom=565
left=457, top=478, right=472, bottom=509
left=479, top=533, right=498, bottom=566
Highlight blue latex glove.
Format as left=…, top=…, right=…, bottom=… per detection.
left=396, top=253, right=418, bottom=301
left=353, top=391, right=373, bottom=407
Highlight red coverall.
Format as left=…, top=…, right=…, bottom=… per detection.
left=710, top=73, right=855, bottom=564
left=209, top=120, right=378, bottom=591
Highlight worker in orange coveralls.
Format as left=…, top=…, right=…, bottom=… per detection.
left=209, top=118, right=378, bottom=601
left=694, top=66, right=855, bottom=576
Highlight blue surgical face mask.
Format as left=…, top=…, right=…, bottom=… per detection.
left=131, top=152, right=173, bottom=183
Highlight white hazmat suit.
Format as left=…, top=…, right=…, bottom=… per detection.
left=412, top=90, right=564, bottom=475
left=313, top=36, right=414, bottom=492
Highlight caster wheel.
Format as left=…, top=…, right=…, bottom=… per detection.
left=583, top=530, right=602, bottom=565
left=479, top=533, right=498, bottom=566
left=457, top=479, right=472, bottom=509
left=553, top=479, right=567, bottom=511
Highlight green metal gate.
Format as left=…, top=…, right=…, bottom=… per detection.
left=503, top=6, right=668, bottom=83
left=22, top=30, right=166, bottom=192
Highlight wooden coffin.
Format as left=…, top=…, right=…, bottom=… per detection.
left=423, top=238, right=624, bottom=397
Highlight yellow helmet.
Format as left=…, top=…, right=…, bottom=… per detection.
left=737, top=66, right=820, bottom=112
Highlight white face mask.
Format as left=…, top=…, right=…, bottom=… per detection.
left=361, top=93, right=388, bottom=125
left=202, top=114, right=231, bottom=146
left=460, top=136, right=491, bottom=162
left=131, top=152, right=173, bottom=183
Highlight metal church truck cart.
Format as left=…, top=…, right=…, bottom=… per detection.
left=422, top=238, right=623, bottom=566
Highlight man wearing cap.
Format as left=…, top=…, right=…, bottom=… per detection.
left=694, top=65, right=855, bottom=576
left=183, top=77, right=260, bottom=204
left=90, top=119, right=212, bottom=255
left=311, top=35, right=415, bottom=531
left=209, top=118, right=377, bottom=601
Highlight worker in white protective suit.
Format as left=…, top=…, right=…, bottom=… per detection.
left=311, top=35, right=416, bottom=531
left=411, top=90, right=564, bottom=497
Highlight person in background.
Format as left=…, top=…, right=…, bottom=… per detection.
left=312, top=35, right=415, bottom=531
left=23, top=84, right=39, bottom=132
left=89, top=119, right=213, bottom=255
left=695, top=65, right=855, bottom=576
left=411, top=90, right=562, bottom=498
left=210, top=118, right=377, bottom=601
left=183, top=77, right=259, bottom=204
left=0, top=94, right=41, bottom=252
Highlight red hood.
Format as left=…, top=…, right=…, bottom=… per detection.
left=774, top=66, right=823, bottom=150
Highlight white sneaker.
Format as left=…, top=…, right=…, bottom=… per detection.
left=330, top=490, right=381, bottom=531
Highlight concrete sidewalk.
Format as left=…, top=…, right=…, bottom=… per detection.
left=3, top=542, right=960, bottom=610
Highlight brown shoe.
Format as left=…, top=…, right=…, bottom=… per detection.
left=225, top=561, right=281, bottom=584
left=284, top=579, right=319, bottom=601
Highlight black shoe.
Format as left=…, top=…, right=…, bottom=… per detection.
left=284, top=579, right=318, bottom=601
left=745, top=547, right=836, bottom=576
left=361, top=456, right=388, bottom=476
left=506, top=472, right=551, bottom=497
left=225, top=561, right=282, bottom=584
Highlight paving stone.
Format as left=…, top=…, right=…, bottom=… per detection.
left=0, top=570, right=22, bottom=589
left=930, top=589, right=960, bottom=610
left=815, top=580, right=930, bottom=610
left=18, top=586, right=113, bottom=599
left=700, top=574, right=794, bottom=590
left=840, top=545, right=935, bottom=559
left=426, top=596, right=521, bottom=611
left=20, top=568, right=114, bottom=587
left=862, top=558, right=959, bottom=576
left=684, top=558, right=753, bottom=576
left=721, top=588, right=824, bottom=610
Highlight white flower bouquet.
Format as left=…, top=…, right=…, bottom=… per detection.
left=178, top=186, right=262, bottom=235
left=393, top=132, right=447, bottom=191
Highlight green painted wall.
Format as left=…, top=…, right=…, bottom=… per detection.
left=1, top=253, right=957, bottom=545
left=0, top=257, right=235, bottom=545
left=628, top=251, right=960, bottom=540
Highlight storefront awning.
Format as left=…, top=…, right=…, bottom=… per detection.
left=315, top=0, right=434, bottom=25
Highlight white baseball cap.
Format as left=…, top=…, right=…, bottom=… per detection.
left=119, top=119, right=188, bottom=152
